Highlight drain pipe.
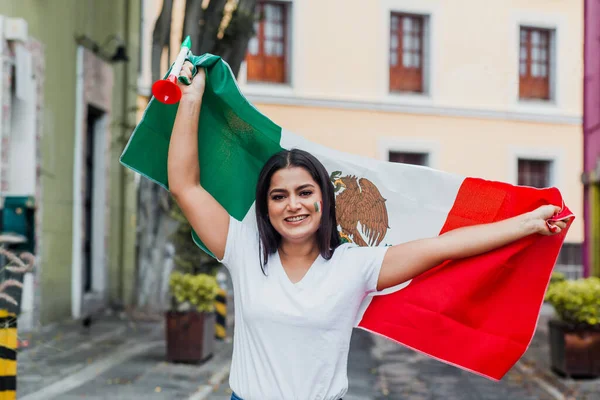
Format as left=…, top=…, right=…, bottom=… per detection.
left=118, top=0, right=131, bottom=306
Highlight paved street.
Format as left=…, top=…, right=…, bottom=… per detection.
left=359, top=330, right=558, bottom=400
left=15, top=308, right=599, bottom=399
left=17, top=313, right=233, bottom=399
left=206, top=329, right=560, bottom=400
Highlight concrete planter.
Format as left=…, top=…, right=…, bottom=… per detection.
left=548, top=319, right=600, bottom=378
left=165, top=311, right=216, bottom=363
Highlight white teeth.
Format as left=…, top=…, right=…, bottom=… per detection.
left=286, top=215, right=307, bottom=222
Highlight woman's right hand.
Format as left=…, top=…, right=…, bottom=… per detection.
left=178, top=61, right=206, bottom=100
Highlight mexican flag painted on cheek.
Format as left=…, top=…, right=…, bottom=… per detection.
left=120, top=53, right=574, bottom=381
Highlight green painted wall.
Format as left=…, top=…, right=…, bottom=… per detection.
left=0, top=0, right=140, bottom=324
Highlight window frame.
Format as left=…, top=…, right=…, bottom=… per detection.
left=389, top=151, right=429, bottom=166
left=519, top=26, right=553, bottom=101
left=379, top=138, right=439, bottom=169
left=389, top=12, right=426, bottom=94
left=245, top=1, right=289, bottom=84
left=509, top=147, right=563, bottom=190
left=517, top=158, right=553, bottom=188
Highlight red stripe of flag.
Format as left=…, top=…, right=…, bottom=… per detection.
left=358, top=177, right=573, bottom=380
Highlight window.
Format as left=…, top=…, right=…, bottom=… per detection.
left=246, top=1, right=288, bottom=83
left=519, top=27, right=551, bottom=100
left=389, top=13, right=424, bottom=93
left=389, top=151, right=428, bottom=166
left=555, top=243, right=583, bottom=280
left=517, top=159, right=551, bottom=188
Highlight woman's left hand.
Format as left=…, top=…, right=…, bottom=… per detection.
left=528, top=205, right=569, bottom=236
left=376, top=203, right=570, bottom=291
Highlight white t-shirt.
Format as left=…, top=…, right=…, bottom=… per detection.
left=219, top=216, right=389, bottom=400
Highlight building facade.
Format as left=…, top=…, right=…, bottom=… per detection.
left=0, top=0, right=141, bottom=328
left=142, top=0, right=584, bottom=276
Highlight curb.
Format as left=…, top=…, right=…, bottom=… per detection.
left=515, top=353, right=588, bottom=400
left=20, top=340, right=164, bottom=400
left=515, top=361, right=566, bottom=400
left=187, top=361, right=231, bottom=400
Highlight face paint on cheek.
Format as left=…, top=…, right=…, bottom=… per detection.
left=314, top=201, right=322, bottom=213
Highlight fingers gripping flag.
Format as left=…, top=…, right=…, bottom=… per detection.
left=120, top=53, right=574, bottom=380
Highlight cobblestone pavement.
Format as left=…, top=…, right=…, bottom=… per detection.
left=518, top=310, right=599, bottom=400
left=16, top=313, right=232, bottom=400
left=365, top=330, right=557, bottom=400
left=15, top=306, right=599, bottom=399
left=208, top=328, right=570, bottom=400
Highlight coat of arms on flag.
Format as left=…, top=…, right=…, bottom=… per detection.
left=330, top=171, right=390, bottom=247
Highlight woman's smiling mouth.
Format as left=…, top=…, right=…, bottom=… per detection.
left=285, top=215, right=309, bottom=224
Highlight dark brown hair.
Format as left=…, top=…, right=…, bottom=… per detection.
left=255, top=149, right=341, bottom=271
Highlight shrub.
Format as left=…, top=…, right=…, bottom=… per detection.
left=169, top=271, right=219, bottom=313
left=545, top=277, right=600, bottom=327
left=549, top=271, right=566, bottom=286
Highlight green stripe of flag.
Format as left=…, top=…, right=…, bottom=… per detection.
left=120, top=54, right=285, bottom=252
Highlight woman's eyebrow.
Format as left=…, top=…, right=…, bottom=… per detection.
left=269, top=184, right=314, bottom=195
left=296, top=184, right=315, bottom=191
left=269, top=188, right=288, bottom=195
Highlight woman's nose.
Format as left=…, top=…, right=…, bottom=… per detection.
left=287, top=197, right=301, bottom=211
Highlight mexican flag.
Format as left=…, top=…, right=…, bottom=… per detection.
left=120, top=54, right=573, bottom=380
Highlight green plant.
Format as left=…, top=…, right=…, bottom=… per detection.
left=545, top=277, right=600, bottom=327
left=169, top=271, right=219, bottom=312
left=549, top=271, right=566, bottom=286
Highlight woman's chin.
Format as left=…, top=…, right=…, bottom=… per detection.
left=279, top=226, right=319, bottom=242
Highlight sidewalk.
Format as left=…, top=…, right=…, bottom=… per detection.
left=16, top=311, right=233, bottom=399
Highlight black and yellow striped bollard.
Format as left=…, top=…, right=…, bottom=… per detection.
left=215, top=288, right=227, bottom=340
left=0, top=310, right=16, bottom=400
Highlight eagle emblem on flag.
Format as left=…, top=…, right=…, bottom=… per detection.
left=330, top=171, right=390, bottom=247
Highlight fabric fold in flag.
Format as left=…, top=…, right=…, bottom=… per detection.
left=120, top=53, right=574, bottom=381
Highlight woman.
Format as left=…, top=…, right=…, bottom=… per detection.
left=168, top=63, right=567, bottom=400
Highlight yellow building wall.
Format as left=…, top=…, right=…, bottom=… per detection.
left=240, top=0, right=582, bottom=116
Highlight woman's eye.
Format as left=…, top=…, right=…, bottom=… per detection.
left=300, top=191, right=313, bottom=197
left=271, top=195, right=284, bottom=201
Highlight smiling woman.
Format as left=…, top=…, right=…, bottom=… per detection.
left=160, top=61, right=569, bottom=400
left=213, top=148, right=388, bottom=400
left=255, top=149, right=341, bottom=271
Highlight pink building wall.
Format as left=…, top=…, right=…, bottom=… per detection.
left=583, top=0, right=600, bottom=276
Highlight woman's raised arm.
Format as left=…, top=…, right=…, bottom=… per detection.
left=168, top=63, right=229, bottom=260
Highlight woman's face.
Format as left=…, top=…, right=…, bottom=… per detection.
left=267, top=166, right=323, bottom=243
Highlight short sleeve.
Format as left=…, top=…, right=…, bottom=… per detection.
left=216, top=216, right=258, bottom=274
left=345, top=245, right=390, bottom=294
